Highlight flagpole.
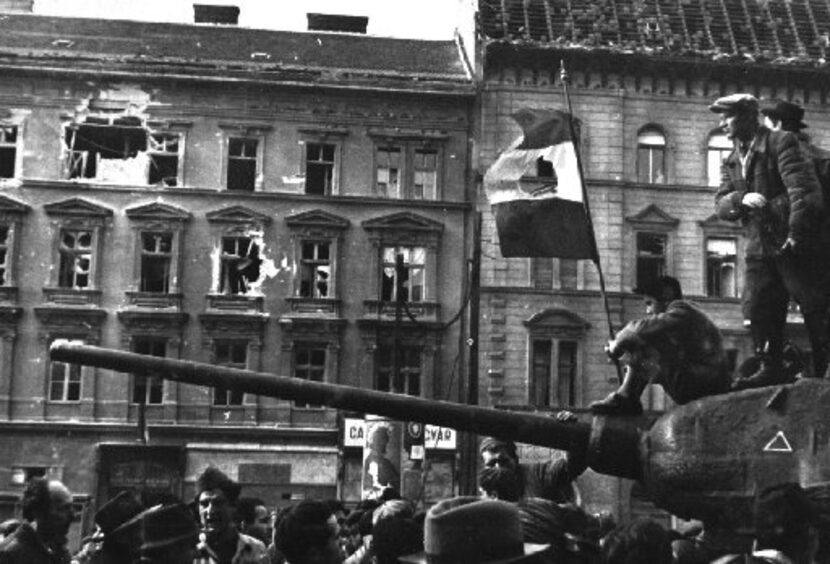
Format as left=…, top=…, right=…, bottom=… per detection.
left=559, top=61, right=623, bottom=385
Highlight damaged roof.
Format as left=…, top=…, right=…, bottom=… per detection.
left=0, top=13, right=472, bottom=91
left=480, top=0, right=830, bottom=67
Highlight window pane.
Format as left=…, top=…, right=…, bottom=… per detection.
left=531, top=340, right=551, bottom=407
left=636, top=233, right=667, bottom=288
left=706, top=237, right=737, bottom=298
left=305, top=143, right=335, bottom=195
left=557, top=340, right=577, bottom=407
left=559, top=259, right=578, bottom=290
left=531, top=258, right=553, bottom=289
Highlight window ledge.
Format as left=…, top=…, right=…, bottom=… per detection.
left=125, top=292, right=183, bottom=310
left=42, top=287, right=102, bottom=306
left=285, top=297, right=341, bottom=316
left=0, top=286, right=18, bottom=304
left=362, top=300, right=441, bottom=321
left=206, top=294, right=264, bottom=313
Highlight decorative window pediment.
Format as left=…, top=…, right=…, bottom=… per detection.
left=125, top=202, right=192, bottom=222
left=524, top=308, right=590, bottom=337
left=206, top=205, right=271, bottom=225
left=285, top=209, right=349, bottom=231
left=35, top=306, right=106, bottom=341
left=0, top=195, right=30, bottom=217
left=625, top=204, right=679, bottom=228
left=362, top=212, right=444, bottom=234
left=117, top=310, right=189, bottom=334
left=44, top=197, right=113, bottom=219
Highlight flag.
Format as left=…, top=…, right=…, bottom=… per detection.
left=484, top=109, right=596, bottom=259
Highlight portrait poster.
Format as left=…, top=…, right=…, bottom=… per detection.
left=361, top=416, right=402, bottom=499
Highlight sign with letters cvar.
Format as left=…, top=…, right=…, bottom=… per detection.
left=343, top=418, right=456, bottom=450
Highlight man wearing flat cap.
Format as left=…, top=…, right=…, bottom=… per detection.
left=711, top=93, right=830, bottom=387
left=761, top=100, right=809, bottom=135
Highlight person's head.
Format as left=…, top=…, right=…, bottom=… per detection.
left=600, top=518, right=673, bottom=564
left=633, top=276, right=682, bottom=315
left=137, top=503, right=200, bottom=564
left=753, top=483, right=820, bottom=562
left=274, top=500, right=341, bottom=564
left=195, top=466, right=241, bottom=543
left=709, top=93, right=759, bottom=142
left=478, top=465, right=522, bottom=502
left=399, top=497, right=550, bottom=564
left=22, top=478, right=74, bottom=545
left=480, top=437, right=519, bottom=473
left=761, top=100, right=807, bottom=133
left=235, top=496, right=270, bottom=541
left=371, top=517, right=423, bottom=564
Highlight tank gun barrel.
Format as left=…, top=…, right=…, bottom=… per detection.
left=50, top=341, right=593, bottom=454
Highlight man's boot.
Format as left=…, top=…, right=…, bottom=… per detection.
left=732, top=342, right=791, bottom=390
left=590, top=366, right=646, bottom=416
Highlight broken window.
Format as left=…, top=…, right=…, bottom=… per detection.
left=147, top=133, right=180, bottom=186
left=305, top=143, right=335, bottom=195
left=220, top=236, right=260, bottom=294
left=49, top=339, right=82, bottom=402
left=58, top=229, right=93, bottom=289
left=132, top=337, right=165, bottom=404
left=0, top=225, right=9, bottom=286
left=0, top=125, right=17, bottom=179
left=140, top=232, right=173, bottom=293
left=65, top=117, right=147, bottom=180
left=373, top=142, right=442, bottom=200
left=213, top=341, right=246, bottom=406
left=381, top=246, right=425, bottom=302
left=227, top=137, right=258, bottom=191
left=299, top=241, right=330, bottom=298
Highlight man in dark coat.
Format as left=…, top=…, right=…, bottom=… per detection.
left=590, top=276, right=731, bottom=415
left=711, top=93, right=830, bottom=386
left=0, top=478, right=75, bottom=564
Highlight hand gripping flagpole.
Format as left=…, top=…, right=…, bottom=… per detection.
left=560, top=61, right=623, bottom=385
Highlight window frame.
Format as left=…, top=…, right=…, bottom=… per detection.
left=529, top=337, right=580, bottom=408
left=130, top=337, right=167, bottom=405
left=371, top=137, right=444, bottom=200
left=48, top=338, right=84, bottom=403
left=296, top=127, right=347, bottom=196
left=636, top=126, right=667, bottom=185
left=218, top=124, right=270, bottom=192
left=375, top=342, right=422, bottom=397
left=380, top=245, right=427, bottom=303
left=706, top=131, right=732, bottom=188
left=705, top=236, right=738, bottom=299
left=292, top=342, right=327, bottom=408
left=0, top=123, right=19, bottom=180
left=212, top=339, right=248, bottom=407
left=146, top=129, right=185, bottom=187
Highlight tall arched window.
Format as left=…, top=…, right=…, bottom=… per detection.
left=707, top=132, right=733, bottom=187
left=636, top=127, right=666, bottom=184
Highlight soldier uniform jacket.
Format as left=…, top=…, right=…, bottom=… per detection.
left=614, top=299, right=728, bottom=404
left=715, top=127, right=824, bottom=257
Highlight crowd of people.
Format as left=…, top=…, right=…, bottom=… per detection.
left=0, top=445, right=826, bottom=564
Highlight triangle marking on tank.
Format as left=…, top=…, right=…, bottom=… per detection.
left=763, top=430, right=793, bottom=453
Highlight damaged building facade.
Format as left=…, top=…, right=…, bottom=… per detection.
left=476, top=0, right=830, bottom=523
left=0, top=12, right=474, bottom=536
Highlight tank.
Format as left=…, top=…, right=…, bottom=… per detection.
left=50, top=341, right=830, bottom=530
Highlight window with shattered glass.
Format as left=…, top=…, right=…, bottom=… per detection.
left=219, top=236, right=260, bottom=294
left=213, top=341, right=246, bottom=406
left=140, top=232, right=173, bottom=293
left=58, top=229, right=93, bottom=289
left=0, top=125, right=17, bottom=179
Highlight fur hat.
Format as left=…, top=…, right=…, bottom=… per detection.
left=399, top=497, right=550, bottom=564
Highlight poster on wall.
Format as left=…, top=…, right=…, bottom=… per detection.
left=361, top=416, right=401, bottom=499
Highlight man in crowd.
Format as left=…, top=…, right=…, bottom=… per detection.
left=590, top=276, right=730, bottom=415
left=273, top=500, right=343, bottom=564
left=234, top=497, right=271, bottom=545
left=479, top=410, right=586, bottom=504
left=0, top=477, right=74, bottom=564
left=711, top=93, right=830, bottom=386
left=193, top=466, right=269, bottom=564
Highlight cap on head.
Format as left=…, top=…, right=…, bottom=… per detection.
left=480, top=437, right=518, bottom=460
left=761, top=100, right=807, bottom=130
left=633, top=276, right=682, bottom=302
left=709, top=93, right=759, bottom=115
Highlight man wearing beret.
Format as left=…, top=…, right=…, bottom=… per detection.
left=711, top=93, right=830, bottom=387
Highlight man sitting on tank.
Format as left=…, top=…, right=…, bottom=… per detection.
left=590, top=276, right=731, bottom=416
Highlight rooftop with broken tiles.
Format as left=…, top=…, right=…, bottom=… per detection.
left=479, top=0, right=830, bottom=66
